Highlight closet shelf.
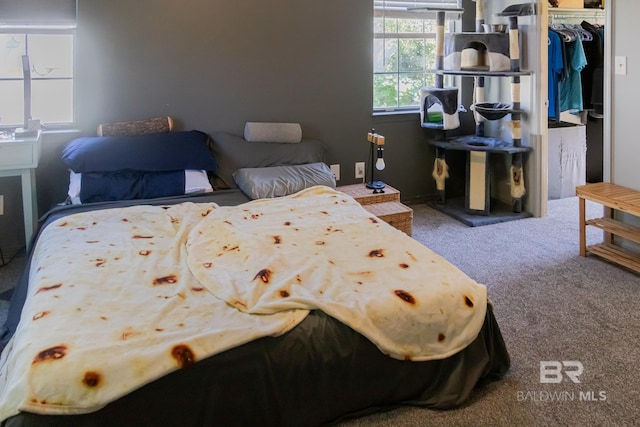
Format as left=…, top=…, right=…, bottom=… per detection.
left=548, top=7, right=605, bottom=23
left=549, top=8, right=604, bottom=13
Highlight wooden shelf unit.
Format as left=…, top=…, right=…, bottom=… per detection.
left=337, top=184, right=413, bottom=236
left=576, top=182, right=640, bottom=273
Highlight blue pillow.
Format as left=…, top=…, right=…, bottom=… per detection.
left=80, top=170, right=185, bottom=203
left=62, top=130, right=218, bottom=173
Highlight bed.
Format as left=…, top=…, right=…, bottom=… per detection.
left=0, top=123, right=510, bottom=426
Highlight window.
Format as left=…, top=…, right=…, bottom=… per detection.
left=0, top=0, right=76, bottom=128
left=373, top=1, right=461, bottom=113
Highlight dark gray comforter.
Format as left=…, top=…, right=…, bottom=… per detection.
left=0, top=191, right=509, bottom=427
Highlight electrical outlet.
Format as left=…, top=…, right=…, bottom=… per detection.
left=330, top=164, right=340, bottom=181
left=355, top=162, right=365, bottom=179
left=0, top=195, right=3, bottom=216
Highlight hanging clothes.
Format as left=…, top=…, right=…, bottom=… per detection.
left=548, top=28, right=565, bottom=119
left=548, top=19, right=605, bottom=120
left=559, top=37, right=587, bottom=115
left=580, top=20, right=604, bottom=115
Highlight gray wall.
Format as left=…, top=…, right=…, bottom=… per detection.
left=0, top=0, right=443, bottom=253
left=608, top=2, right=640, bottom=242
left=610, top=2, right=640, bottom=190
left=73, top=0, right=440, bottom=203
left=76, top=1, right=372, bottom=141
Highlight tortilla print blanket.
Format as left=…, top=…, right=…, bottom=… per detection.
left=0, top=186, right=486, bottom=420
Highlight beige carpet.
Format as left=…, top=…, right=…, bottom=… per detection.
left=338, top=196, right=639, bottom=426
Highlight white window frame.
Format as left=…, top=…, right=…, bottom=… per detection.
left=0, top=0, right=77, bottom=130
left=373, top=1, right=462, bottom=114
left=0, top=26, right=76, bottom=130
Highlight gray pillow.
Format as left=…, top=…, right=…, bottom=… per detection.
left=209, top=132, right=327, bottom=189
left=233, top=163, right=336, bottom=199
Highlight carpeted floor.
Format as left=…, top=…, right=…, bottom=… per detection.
left=0, top=196, right=638, bottom=426
left=338, top=196, right=640, bottom=427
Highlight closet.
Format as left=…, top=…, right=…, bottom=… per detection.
left=547, top=6, right=606, bottom=198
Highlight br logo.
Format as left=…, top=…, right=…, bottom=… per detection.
left=540, top=361, right=584, bottom=384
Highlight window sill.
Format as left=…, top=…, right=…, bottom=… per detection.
left=372, top=109, right=421, bottom=124
left=41, top=128, right=81, bottom=135
left=372, top=109, right=420, bottom=117
left=0, top=127, right=81, bottom=138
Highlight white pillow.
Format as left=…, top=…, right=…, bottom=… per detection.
left=185, top=170, right=214, bottom=194
left=68, top=170, right=83, bottom=204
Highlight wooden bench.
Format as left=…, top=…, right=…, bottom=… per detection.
left=576, top=182, right=640, bottom=273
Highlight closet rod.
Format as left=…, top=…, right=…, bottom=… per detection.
left=549, top=9, right=604, bottom=24
left=549, top=9, right=604, bottom=19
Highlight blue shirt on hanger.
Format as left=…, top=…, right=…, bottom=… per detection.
left=548, top=29, right=564, bottom=119
left=560, top=39, right=587, bottom=114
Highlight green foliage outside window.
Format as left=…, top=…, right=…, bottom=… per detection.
left=373, top=16, right=439, bottom=111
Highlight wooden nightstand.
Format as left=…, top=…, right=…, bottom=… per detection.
left=337, top=183, right=413, bottom=236
left=0, top=131, right=42, bottom=248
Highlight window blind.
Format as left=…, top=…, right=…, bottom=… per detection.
left=374, top=1, right=462, bottom=18
left=0, top=0, right=77, bottom=27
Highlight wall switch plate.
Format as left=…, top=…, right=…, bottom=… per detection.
left=615, top=56, right=627, bottom=75
left=330, top=164, right=340, bottom=181
left=0, top=195, right=3, bottom=216
left=355, top=162, right=365, bottom=179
